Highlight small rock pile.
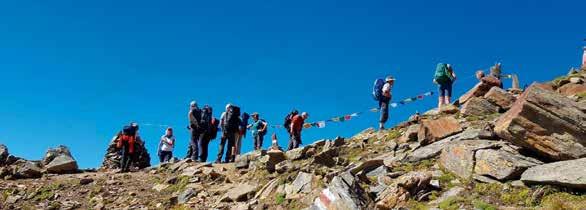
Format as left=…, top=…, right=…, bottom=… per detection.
left=0, top=145, right=79, bottom=180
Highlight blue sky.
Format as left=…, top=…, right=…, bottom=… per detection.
left=0, top=0, right=584, bottom=168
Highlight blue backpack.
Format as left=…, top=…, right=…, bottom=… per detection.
left=372, top=78, right=385, bottom=101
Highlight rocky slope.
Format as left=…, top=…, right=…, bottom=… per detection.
left=1, top=68, right=586, bottom=210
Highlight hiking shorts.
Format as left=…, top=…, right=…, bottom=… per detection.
left=379, top=97, right=390, bottom=123
left=438, top=81, right=453, bottom=97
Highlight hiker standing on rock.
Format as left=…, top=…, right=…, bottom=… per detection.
left=433, top=63, right=457, bottom=110
left=234, top=112, right=249, bottom=158
left=373, top=76, right=395, bottom=130
left=288, top=112, right=308, bottom=150
left=188, top=101, right=203, bottom=162
left=216, top=104, right=240, bottom=163
left=117, top=122, right=140, bottom=172
left=248, top=112, right=268, bottom=150
left=158, top=127, right=175, bottom=163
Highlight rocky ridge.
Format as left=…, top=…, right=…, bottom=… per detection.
left=1, top=68, right=586, bottom=209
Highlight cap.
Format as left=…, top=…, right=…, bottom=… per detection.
left=251, top=112, right=259, bottom=116
left=190, top=101, right=197, bottom=107
left=385, top=76, right=396, bottom=82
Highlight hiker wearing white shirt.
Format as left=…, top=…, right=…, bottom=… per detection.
left=158, top=127, right=175, bottom=163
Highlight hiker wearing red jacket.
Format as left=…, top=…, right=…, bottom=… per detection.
left=288, top=112, right=309, bottom=150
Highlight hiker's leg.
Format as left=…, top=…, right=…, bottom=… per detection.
left=288, top=134, right=294, bottom=150
left=445, top=82, right=453, bottom=105
left=185, top=145, right=192, bottom=159
left=200, top=137, right=209, bottom=162
left=216, top=134, right=227, bottom=162
left=120, top=143, right=127, bottom=170
left=254, top=135, right=260, bottom=150
left=190, top=131, right=199, bottom=161
left=158, top=151, right=164, bottom=163
left=226, top=133, right=236, bottom=162
left=379, top=99, right=389, bottom=129
left=258, top=135, right=264, bottom=150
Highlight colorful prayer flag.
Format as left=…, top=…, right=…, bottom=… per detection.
left=331, top=117, right=341, bottom=122
left=350, top=113, right=360, bottom=117
left=316, top=121, right=326, bottom=128
left=370, top=108, right=379, bottom=112
left=344, top=115, right=351, bottom=120
left=303, top=123, right=312, bottom=129
left=390, top=103, right=398, bottom=108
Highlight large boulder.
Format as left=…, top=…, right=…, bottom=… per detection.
left=12, top=160, right=42, bottom=179
left=521, top=158, right=586, bottom=190
left=474, top=145, right=542, bottom=181
left=223, top=183, right=258, bottom=202
left=417, top=116, right=462, bottom=145
left=42, top=146, right=78, bottom=174
left=458, top=76, right=502, bottom=105
left=0, top=144, right=8, bottom=166
left=484, top=86, right=516, bottom=110
left=376, top=172, right=432, bottom=209
left=266, top=149, right=286, bottom=173
left=398, top=124, right=419, bottom=143
left=312, top=172, right=370, bottom=210
left=285, top=172, right=313, bottom=198
left=42, top=145, right=72, bottom=166
left=558, top=83, right=586, bottom=97
left=494, top=84, right=586, bottom=161
left=45, top=155, right=78, bottom=174
left=439, top=140, right=502, bottom=179
left=460, top=97, right=499, bottom=116
left=101, top=134, right=151, bottom=170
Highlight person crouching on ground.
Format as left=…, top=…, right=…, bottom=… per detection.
left=158, top=127, right=175, bottom=163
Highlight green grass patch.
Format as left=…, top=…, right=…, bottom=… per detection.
left=385, top=129, right=402, bottom=140
left=540, top=192, right=586, bottom=210
left=437, top=171, right=458, bottom=188
left=164, top=176, right=191, bottom=193
left=33, top=183, right=63, bottom=201
left=438, top=197, right=469, bottom=210
left=406, top=199, right=429, bottom=210
left=473, top=200, right=497, bottom=210
left=275, top=193, right=286, bottom=205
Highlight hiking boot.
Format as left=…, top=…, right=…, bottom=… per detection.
left=214, top=160, right=222, bottom=164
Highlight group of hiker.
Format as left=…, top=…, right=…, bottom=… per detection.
left=112, top=101, right=311, bottom=170
left=113, top=61, right=514, bottom=171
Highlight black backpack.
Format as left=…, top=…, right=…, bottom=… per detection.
left=122, top=125, right=137, bottom=136
left=283, top=110, right=299, bottom=131
left=190, top=108, right=202, bottom=129
left=224, top=106, right=241, bottom=132
left=200, top=105, right=213, bottom=132
left=209, top=118, right=219, bottom=140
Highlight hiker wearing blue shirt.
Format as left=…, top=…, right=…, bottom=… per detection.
left=248, top=112, right=268, bottom=150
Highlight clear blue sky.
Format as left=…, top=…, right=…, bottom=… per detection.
left=0, top=0, right=584, bottom=168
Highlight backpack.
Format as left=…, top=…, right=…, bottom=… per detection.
left=209, top=118, right=219, bottom=140
left=122, top=125, right=137, bottom=136
left=200, top=105, right=213, bottom=132
left=190, top=108, right=202, bottom=129
left=240, top=112, right=250, bottom=137
left=372, top=78, right=385, bottom=101
left=434, top=63, right=453, bottom=85
left=224, top=105, right=241, bottom=132
left=283, top=110, right=299, bottom=131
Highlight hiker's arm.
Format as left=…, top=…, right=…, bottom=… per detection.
left=260, top=122, right=267, bottom=132
left=451, top=72, right=457, bottom=81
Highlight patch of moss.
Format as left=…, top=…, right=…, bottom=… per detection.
left=437, top=171, right=457, bottom=188
left=405, top=199, right=429, bottom=210
left=395, top=159, right=436, bottom=172
left=473, top=200, right=497, bottom=210
left=473, top=183, right=502, bottom=196
left=170, top=205, right=191, bottom=210
left=438, top=197, right=469, bottom=210
left=540, top=192, right=586, bottom=210
left=500, top=187, right=532, bottom=206
left=385, top=129, right=402, bottom=140
left=275, top=193, right=286, bottom=205
left=33, top=183, right=63, bottom=201
left=164, top=176, right=191, bottom=193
